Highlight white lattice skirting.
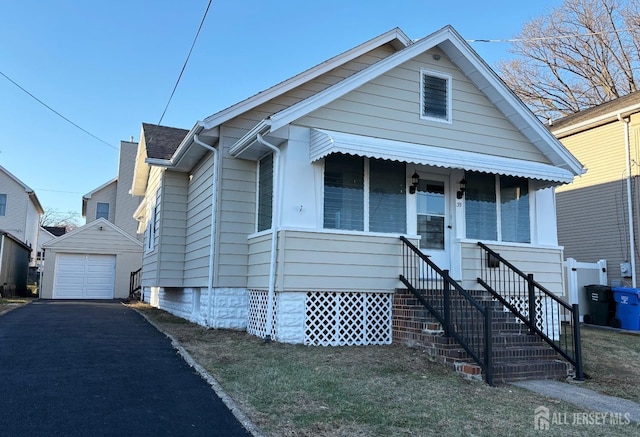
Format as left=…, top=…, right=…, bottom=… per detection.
left=247, top=290, right=277, bottom=339
left=247, top=290, right=393, bottom=346
left=505, top=295, right=561, bottom=341
left=305, top=291, right=392, bottom=346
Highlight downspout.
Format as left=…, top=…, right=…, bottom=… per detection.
left=256, top=134, right=280, bottom=342
left=619, top=114, right=637, bottom=287
left=0, top=234, right=4, bottom=293
left=193, top=134, right=219, bottom=327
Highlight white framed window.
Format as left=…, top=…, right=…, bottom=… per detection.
left=257, top=153, right=273, bottom=232
left=420, top=69, right=452, bottom=123
left=96, top=202, right=109, bottom=220
left=465, top=172, right=530, bottom=243
left=145, top=189, right=161, bottom=252
left=0, top=194, right=6, bottom=216
left=323, top=154, right=406, bottom=233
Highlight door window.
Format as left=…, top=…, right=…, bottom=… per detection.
left=417, top=180, right=445, bottom=250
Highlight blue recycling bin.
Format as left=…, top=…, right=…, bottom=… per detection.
left=612, top=287, right=640, bottom=331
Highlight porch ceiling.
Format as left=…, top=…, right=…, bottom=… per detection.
left=310, top=129, right=574, bottom=186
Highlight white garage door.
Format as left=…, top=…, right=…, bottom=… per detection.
left=53, top=254, right=116, bottom=299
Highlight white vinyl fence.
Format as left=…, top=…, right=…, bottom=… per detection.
left=563, top=258, right=608, bottom=322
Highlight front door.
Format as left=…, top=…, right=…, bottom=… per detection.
left=416, top=177, right=450, bottom=270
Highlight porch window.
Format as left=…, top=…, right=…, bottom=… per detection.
left=420, top=69, right=452, bottom=123
left=324, top=154, right=364, bottom=230
left=465, top=172, right=530, bottom=243
left=369, top=159, right=406, bottom=232
left=96, top=202, right=109, bottom=220
left=0, top=194, right=6, bottom=216
left=257, top=154, right=273, bottom=232
left=324, top=154, right=406, bottom=233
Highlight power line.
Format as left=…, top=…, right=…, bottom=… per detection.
left=467, top=28, right=635, bottom=44
left=158, top=0, right=213, bottom=125
left=0, top=70, right=118, bottom=151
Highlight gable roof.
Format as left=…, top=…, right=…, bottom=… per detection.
left=141, top=123, right=189, bottom=160
left=550, top=91, right=640, bottom=138
left=201, top=28, right=412, bottom=131
left=42, top=226, right=65, bottom=237
left=42, top=217, right=142, bottom=249
left=0, top=164, right=44, bottom=214
left=229, top=25, right=583, bottom=180
left=131, top=123, right=190, bottom=195
left=81, top=177, right=117, bottom=217
left=131, top=28, right=413, bottom=187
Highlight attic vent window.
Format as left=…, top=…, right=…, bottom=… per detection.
left=420, top=69, right=451, bottom=123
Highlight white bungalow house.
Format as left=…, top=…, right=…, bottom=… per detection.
left=132, top=26, right=584, bottom=355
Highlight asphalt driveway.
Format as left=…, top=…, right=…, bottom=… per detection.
left=0, top=300, right=253, bottom=437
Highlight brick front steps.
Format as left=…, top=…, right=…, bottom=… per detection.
left=393, top=289, right=572, bottom=384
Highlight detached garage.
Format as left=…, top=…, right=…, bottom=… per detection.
left=41, top=218, right=142, bottom=299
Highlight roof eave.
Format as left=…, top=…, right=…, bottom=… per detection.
left=551, top=103, right=640, bottom=138
left=202, top=28, right=412, bottom=131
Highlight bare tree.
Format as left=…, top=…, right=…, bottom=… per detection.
left=498, top=0, right=640, bottom=121
left=40, top=208, right=80, bottom=232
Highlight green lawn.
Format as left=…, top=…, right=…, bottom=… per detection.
left=131, top=304, right=639, bottom=437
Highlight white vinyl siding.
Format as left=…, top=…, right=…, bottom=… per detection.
left=248, top=229, right=407, bottom=291
left=184, top=152, right=215, bottom=288
left=460, top=241, right=565, bottom=297
left=156, top=171, right=187, bottom=287
left=84, top=181, right=117, bottom=225
left=215, top=134, right=257, bottom=288
left=297, top=50, right=549, bottom=163
left=141, top=167, right=163, bottom=286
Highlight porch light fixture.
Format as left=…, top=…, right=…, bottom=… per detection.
left=456, top=178, right=467, bottom=199
left=409, top=171, right=420, bottom=194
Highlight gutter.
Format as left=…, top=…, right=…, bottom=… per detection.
left=256, top=134, right=281, bottom=342
left=192, top=134, right=219, bottom=328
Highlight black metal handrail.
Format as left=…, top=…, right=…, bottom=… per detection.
left=399, top=236, right=493, bottom=385
left=476, top=242, right=584, bottom=381
left=129, top=268, right=142, bottom=300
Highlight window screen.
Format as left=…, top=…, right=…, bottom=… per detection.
left=324, top=154, right=364, bottom=231
left=369, top=159, right=406, bottom=233
left=257, top=154, right=273, bottom=232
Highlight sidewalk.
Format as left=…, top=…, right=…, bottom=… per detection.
left=512, top=379, right=640, bottom=423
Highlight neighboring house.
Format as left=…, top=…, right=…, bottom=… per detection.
left=132, top=26, right=583, bottom=352
left=82, top=140, right=142, bottom=239
left=0, top=165, right=43, bottom=267
left=34, top=226, right=58, bottom=283
left=552, top=91, right=640, bottom=287
left=40, top=140, right=143, bottom=299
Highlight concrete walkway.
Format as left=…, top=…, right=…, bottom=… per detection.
left=0, top=300, right=254, bottom=437
left=512, top=379, right=640, bottom=424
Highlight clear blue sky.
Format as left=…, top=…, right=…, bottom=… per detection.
left=0, top=0, right=561, bottom=222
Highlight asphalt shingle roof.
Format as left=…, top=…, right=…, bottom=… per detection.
left=142, top=123, right=189, bottom=160
left=550, top=91, right=640, bottom=131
